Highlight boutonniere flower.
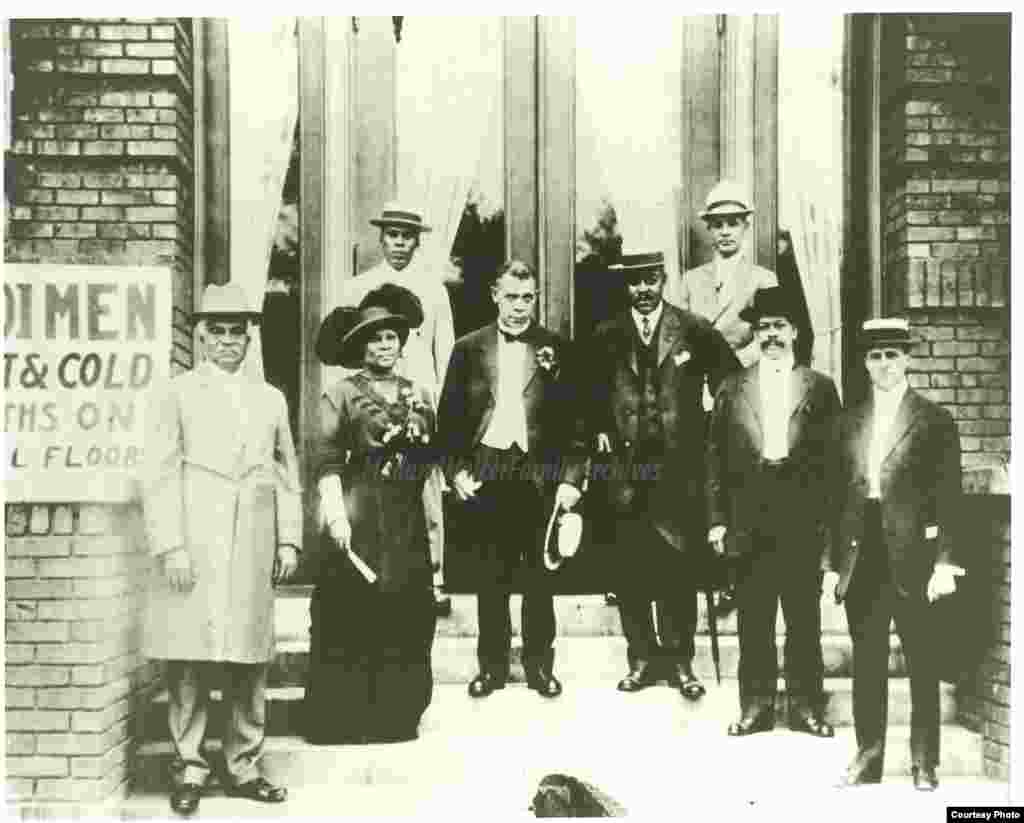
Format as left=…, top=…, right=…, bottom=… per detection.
left=536, top=345, right=558, bottom=373
left=673, top=349, right=693, bottom=367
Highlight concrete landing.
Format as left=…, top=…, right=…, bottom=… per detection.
left=124, top=684, right=1005, bottom=820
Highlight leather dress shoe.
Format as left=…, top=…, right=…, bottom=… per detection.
left=727, top=711, right=774, bottom=736
left=226, top=776, right=287, bottom=803
left=788, top=710, right=834, bottom=738
left=170, top=783, right=202, bottom=816
left=912, top=766, right=938, bottom=792
left=526, top=665, right=563, bottom=698
left=468, top=670, right=506, bottom=698
left=836, top=754, right=883, bottom=788
left=666, top=663, right=706, bottom=700
left=617, top=660, right=657, bottom=692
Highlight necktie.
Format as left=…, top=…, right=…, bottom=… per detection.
left=641, top=316, right=651, bottom=343
left=500, top=329, right=525, bottom=344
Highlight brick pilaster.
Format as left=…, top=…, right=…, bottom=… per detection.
left=5, top=17, right=195, bottom=808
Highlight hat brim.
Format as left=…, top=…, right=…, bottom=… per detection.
left=193, top=311, right=261, bottom=323
left=369, top=218, right=432, bottom=232
left=700, top=206, right=754, bottom=220
left=861, top=335, right=916, bottom=351
left=737, top=306, right=798, bottom=325
left=336, top=315, right=411, bottom=369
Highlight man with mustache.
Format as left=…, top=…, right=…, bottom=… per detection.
left=141, top=283, right=301, bottom=815
left=706, top=287, right=841, bottom=738
left=337, top=203, right=455, bottom=615
left=677, top=181, right=781, bottom=618
left=586, top=252, right=739, bottom=700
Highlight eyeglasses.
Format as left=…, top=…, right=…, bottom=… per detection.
left=866, top=349, right=905, bottom=361
left=755, top=319, right=791, bottom=332
left=205, top=322, right=248, bottom=339
left=625, top=273, right=663, bottom=287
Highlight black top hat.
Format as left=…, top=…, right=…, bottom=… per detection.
left=316, top=284, right=425, bottom=368
left=860, top=318, right=914, bottom=350
left=738, top=287, right=799, bottom=325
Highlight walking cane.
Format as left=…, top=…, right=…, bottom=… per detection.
left=704, top=585, right=722, bottom=685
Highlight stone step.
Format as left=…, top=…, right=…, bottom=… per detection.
left=130, top=686, right=983, bottom=802
left=270, top=633, right=908, bottom=688
left=274, top=591, right=857, bottom=640
left=138, top=676, right=960, bottom=743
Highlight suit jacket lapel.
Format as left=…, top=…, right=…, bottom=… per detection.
left=739, top=368, right=763, bottom=449
left=522, top=326, right=539, bottom=394
left=481, top=325, right=499, bottom=403
left=786, top=366, right=813, bottom=451
left=882, top=390, right=923, bottom=462
left=656, top=304, right=679, bottom=367
left=614, top=312, right=639, bottom=376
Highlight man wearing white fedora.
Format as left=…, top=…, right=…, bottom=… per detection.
left=140, top=282, right=301, bottom=815
left=337, top=203, right=455, bottom=615
left=677, top=181, right=778, bottom=370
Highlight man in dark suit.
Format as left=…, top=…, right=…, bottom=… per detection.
left=706, top=287, right=841, bottom=738
left=586, top=251, right=740, bottom=699
left=437, top=260, right=586, bottom=699
left=829, top=318, right=964, bottom=792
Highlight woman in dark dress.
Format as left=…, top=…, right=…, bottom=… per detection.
left=304, top=284, right=437, bottom=744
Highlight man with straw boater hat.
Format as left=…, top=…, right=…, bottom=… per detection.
left=706, top=286, right=841, bottom=740
left=338, top=202, right=456, bottom=615
left=677, top=181, right=778, bottom=370
left=585, top=251, right=739, bottom=700
left=140, top=282, right=301, bottom=815
left=829, top=318, right=964, bottom=792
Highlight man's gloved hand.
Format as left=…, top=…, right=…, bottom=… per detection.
left=274, top=544, right=299, bottom=584
left=707, top=525, right=727, bottom=556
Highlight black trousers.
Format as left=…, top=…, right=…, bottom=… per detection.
left=844, top=501, right=940, bottom=771
left=615, top=520, right=698, bottom=668
left=735, top=533, right=824, bottom=714
left=464, top=445, right=555, bottom=672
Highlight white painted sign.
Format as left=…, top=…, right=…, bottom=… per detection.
left=3, top=264, right=172, bottom=501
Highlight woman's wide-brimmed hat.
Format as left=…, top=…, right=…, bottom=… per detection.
left=316, top=283, right=424, bottom=368
left=368, top=202, right=432, bottom=233
left=193, top=282, right=261, bottom=322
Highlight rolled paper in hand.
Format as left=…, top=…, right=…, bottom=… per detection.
left=346, top=548, right=378, bottom=583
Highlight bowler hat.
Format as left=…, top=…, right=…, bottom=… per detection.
left=860, top=318, right=915, bottom=350
left=699, top=180, right=754, bottom=220
left=316, top=284, right=424, bottom=368
left=193, top=282, right=261, bottom=322
left=369, top=202, right=432, bottom=233
left=738, top=286, right=798, bottom=325
left=608, top=251, right=665, bottom=276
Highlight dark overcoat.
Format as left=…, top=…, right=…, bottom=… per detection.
left=586, top=302, right=739, bottom=584
left=706, top=363, right=841, bottom=563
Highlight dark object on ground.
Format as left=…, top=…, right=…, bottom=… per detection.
left=530, top=774, right=627, bottom=817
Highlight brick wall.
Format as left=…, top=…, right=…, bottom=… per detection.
left=880, top=14, right=1010, bottom=477
left=5, top=18, right=195, bottom=808
left=878, top=12, right=1011, bottom=782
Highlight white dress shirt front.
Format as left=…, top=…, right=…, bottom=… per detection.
left=631, top=302, right=664, bottom=346
left=759, top=354, right=794, bottom=460
left=867, top=379, right=909, bottom=499
left=481, top=327, right=530, bottom=452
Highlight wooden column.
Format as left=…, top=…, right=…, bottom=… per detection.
left=752, top=14, right=778, bottom=270
left=202, top=18, right=231, bottom=285
left=537, top=16, right=575, bottom=336
left=504, top=16, right=538, bottom=274
left=679, top=15, right=722, bottom=272
left=352, top=16, right=397, bottom=274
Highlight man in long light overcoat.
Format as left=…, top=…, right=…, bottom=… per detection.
left=141, top=283, right=302, bottom=816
